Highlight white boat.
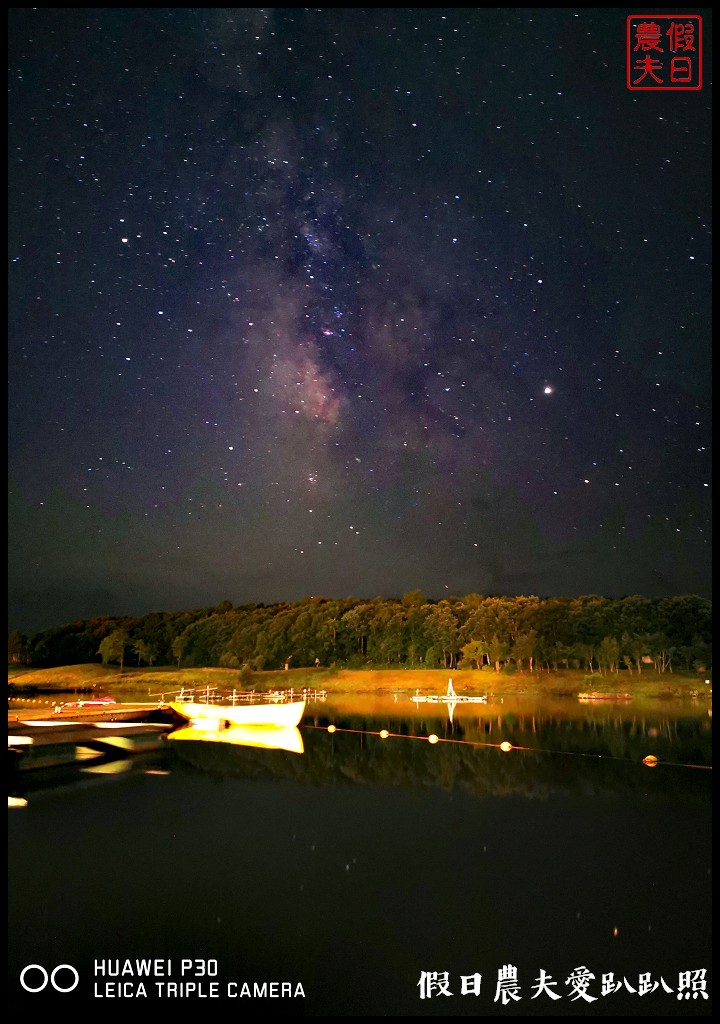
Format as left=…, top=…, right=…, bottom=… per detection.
left=168, top=689, right=306, bottom=728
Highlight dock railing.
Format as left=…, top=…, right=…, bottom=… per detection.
left=148, top=685, right=328, bottom=704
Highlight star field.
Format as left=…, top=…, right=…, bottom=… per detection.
left=8, top=9, right=712, bottom=633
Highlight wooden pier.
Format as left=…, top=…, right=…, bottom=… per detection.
left=8, top=702, right=170, bottom=725
left=8, top=719, right=173, bottom=772
left=7, top=689, right=327, bottom=771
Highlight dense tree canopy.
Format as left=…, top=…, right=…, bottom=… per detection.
left=9, top=593, right=712, bottom=675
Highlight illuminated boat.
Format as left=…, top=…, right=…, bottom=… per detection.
left=168, top=692, right=306, bottom=728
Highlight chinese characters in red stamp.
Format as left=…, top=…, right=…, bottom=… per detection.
left=627, top=15, right=702, bottom=90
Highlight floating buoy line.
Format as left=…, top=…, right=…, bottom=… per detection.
left=304, top=724, right=711, bottom=771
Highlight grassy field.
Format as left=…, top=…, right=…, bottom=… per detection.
left=7, top=663, right=711, bottom=700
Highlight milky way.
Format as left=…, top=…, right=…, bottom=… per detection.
left=8, top=9, right=712, bottom=632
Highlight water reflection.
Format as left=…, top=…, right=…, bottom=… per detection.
left=311, top=696, right=712, bottom=763
left=165, top=703, right=711, bottom=804
left=7, top=698, right=711, bottom=806
left=7, top=748, right=171, bottom=803
left=169, top=723, right=304, bottom=754
left=8, top=696, right=712, bottom=1015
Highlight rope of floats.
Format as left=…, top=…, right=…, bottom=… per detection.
left=302, top=723, right=712, bottom=771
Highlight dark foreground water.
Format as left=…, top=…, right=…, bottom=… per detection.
left=8, top=697, right=712, bottom=1015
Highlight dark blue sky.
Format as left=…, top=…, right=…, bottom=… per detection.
left=8, top=8, right=712, bottom=634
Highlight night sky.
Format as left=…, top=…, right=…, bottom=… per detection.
left=8, top=9, right=712, bottom=635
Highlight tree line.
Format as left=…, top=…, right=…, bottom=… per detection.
left=7, top=591, right=712, bottom=675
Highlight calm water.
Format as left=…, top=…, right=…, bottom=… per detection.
left=8, top=695, right=712, bottom=1015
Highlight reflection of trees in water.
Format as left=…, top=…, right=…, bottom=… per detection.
left=452, top=711, right=710, bottom=763
left=170, top=712, right=711, bottom=803
left=308, top=709, right=711, bottom=763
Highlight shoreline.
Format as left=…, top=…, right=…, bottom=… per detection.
left=8, top=663, right=712, bottom=704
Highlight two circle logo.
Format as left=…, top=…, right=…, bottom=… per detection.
left=20, top=964, right=79, bottom=993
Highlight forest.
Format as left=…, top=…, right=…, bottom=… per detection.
left=7, top=592, right=712, bottom=675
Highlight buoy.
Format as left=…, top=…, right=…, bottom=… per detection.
left=500, top=741, right=512, bottom=752
left=379, top=729, right=389, bottom=739
left=642, top=754, right=659, bottom=767
left=428, top=734, right=439, bottom=744
left=327, top=725, right=336, bottom=733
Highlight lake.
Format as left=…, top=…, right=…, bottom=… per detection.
left=8, top=693, right=712, bottom=1015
